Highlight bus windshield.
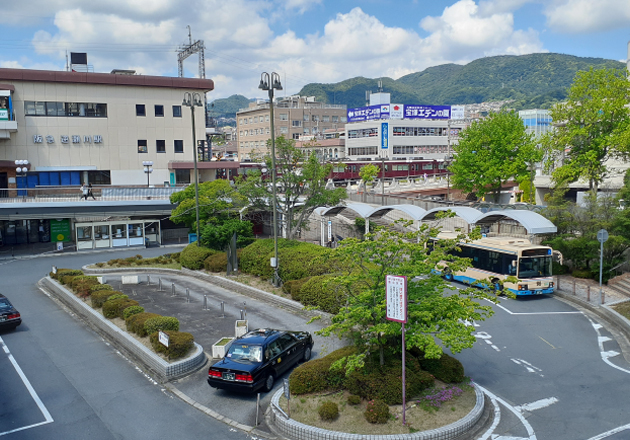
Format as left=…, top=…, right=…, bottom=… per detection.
left=518, top=256, right=552, bottom=278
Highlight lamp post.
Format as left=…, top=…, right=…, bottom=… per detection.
left=142, top=161, right=153, bottom=187
left=183, top=91, right=204, bottom=246
left=259, top=72, right=282, bottom=287
left=15, top=159, right=28, bottom=200
left=443, top=155, right=451, bottom=204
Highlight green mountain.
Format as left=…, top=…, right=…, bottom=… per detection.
left=297, top=53, right=625, bottom=110
left=208, top=94, right=252, bottom=119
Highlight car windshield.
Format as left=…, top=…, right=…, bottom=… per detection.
left=0, top=298, right=12, bottom=311
left=226, top=344, right=263, bottom=363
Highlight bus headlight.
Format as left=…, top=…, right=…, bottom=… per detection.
left=549, top=282, right=554, bottom=287
left=518, top=284, right=528, bottom=291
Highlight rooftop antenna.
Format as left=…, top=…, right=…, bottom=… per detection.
left=378, top=79, right=383, bottom=93
left=177, top=26, right=205, bottom=79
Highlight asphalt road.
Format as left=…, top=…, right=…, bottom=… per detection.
left=448, top=284, right=630, bottom=440
left=0, top=247, right=259, bottom=440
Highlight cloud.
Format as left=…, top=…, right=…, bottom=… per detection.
left=542, top=0, right=630, bottom=33
left=280, top=0, right=323, bottom=15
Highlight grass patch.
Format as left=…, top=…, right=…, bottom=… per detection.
left=613, top=301, right=630, bottom=320
left=278, top=383, right=476, bottom=435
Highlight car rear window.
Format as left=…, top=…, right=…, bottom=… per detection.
left=227, top=344, right=262, bottom=363
left=0, top=298, right=12, bottom=311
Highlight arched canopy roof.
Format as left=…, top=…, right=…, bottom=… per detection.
left=475, top=210, right=557, bottom=234
left=320, top=203, right=376, bottom=218
left=421, top=207, right=484, bottom=225
left=369, top=204, right=427, bottom=220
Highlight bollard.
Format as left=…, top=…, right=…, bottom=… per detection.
left=158, top=278, right=163, bottom=291
left=147, top=275, right=151, bottom=285
left=255, top=393, right=260, bottom=426
left=602, top=289, right=605, bottom=305
left=221, top=301, right=225, bottom=318
left=186, top=288, right=190, bottom=303
left=573, top=280, right=576, bottom=296
left=557, top=277, right=560, bottom=290
left=171, top=283, right=176, bottom=296
left=240, top=310, right=244, bottom=320
left=204, top=295, right=208, bottom=311
left=587, top=285, right=590, bottom=302
left=243, top=301, right=247, bottom=318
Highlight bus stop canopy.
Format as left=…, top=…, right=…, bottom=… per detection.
left=421, top=207, right=484, bottom=225
left=369, top=204, right=427, bottom=220
left=475, top=210, right=557, bottom=235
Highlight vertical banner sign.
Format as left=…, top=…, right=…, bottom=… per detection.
left=386, top=274, right=408, bottom=425
left=381, top=122, right=389, bottom=150
left=327, top=220, right=332, bottom=242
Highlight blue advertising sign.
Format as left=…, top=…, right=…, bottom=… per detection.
left=347, top=105, right=386, bottom=122
left=404, top=105, right=451, bottom=119
left=381, top=122, right=389, bottom=149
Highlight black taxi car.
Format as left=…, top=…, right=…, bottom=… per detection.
left=0, top=294, right=21, bottom=331
left=207, top=328, right=313, bottom=393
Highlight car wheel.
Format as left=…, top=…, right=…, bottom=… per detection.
left=264, top=373, right=275, bottom=392
left=302, top=346, right=312, bottom=362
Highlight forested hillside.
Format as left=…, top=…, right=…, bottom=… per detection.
left=207, top=94, right=252, bottom=119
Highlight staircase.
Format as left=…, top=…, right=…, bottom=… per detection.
left=607, top=273, right=630, bottom=299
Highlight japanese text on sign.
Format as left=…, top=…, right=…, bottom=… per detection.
left=386, top=275, right=407, bottom=323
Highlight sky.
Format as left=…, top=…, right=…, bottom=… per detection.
left=0, top=0, right=629, bottom=101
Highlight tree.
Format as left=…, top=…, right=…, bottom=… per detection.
left=201, top=218, right=254, bottom=251
left=170, top=179, right=247, bottom=230
left=542, top=67, right=630, bottom=191
left=358, top=163, right=380, bottom=202
left=450, top=111, right=539, bottom=203
left=236, top=136, right=347, bottom=240
left=316, top=217, right=498, bottom=370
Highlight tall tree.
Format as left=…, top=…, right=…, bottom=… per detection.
left=542, top=67, right=630, bottom=191
left=450, top=111, right=539, bottom=203
left=236, top=136, right=347, bottom=240
left=317, top=218, right=498, bottom=369
left=358, top=163, right=380, bottom=202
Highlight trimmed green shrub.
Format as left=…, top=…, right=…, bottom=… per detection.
left=552, top=261, right=569, bottom=275
left=364, top=399, right=389, bottom=424
left=52, top=268, right=83, bottom=281
left=90, top=284, right=114, bottom=293
left=347, top=395, right=361, bottom=405
left=239, top=238, right=304, bottom=279
left=180, top=243, right=216, bottom=270
left=107, top=258, right=122, bottom=266
left=126, top=312, right=161, bottom=336
left=318, top=401, right=339, bottom=421
left=299, top=275, right=347, bottom=314
left=277, top=244, right=333, bottom=282
left=204, top=252, right=227, bottom=272
left=289, top=346, right=357, bottom=395
left=103, top=298, right=139, bottom=319
left=418, top=352, right=465, bottom=384
left=91, top=290, right=124, bottom=309
left=122, top=305, right=145, bottom=320
left=60, top=274, right=78, bottom=285
left=106, top=294, right=128, bottom=302
left=71, top=276, right=100, bottom=298
left=282, top=277, right=311, bottom=302
left=345, top=353, right=434, bottom=405
left=572, top=269, right=593, bottom=279
left=170, top=252, right=181, bottom=262
left=144, top=316, right=179, bottom=335
left=149, top=330, right=194, bottom=359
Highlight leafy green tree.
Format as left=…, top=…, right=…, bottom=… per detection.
left=170, top=179, right=247, bottom=230
left=200, top=218, right=254, bottom=251
left=316, top=217, right=498, bottom=370
left=358, top=163, right=379, bottom=202
left=236, top=136, right=347, bottom=240
left=450, top=111, right=539, bottom=203
left=542, top=67, right=630, bottom=191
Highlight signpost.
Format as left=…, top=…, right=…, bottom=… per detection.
left=386, top=274, right=407, bottom=425
left=158, top=330, right=170, bottom=348
left=597, top=229, right=608, bottom=304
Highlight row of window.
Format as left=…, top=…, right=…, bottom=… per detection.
left=16, top=170, right=111, bottom=187
left=138, top=139, right=184, bottom=154
left=240, top=128, right=271, bottom=137
left=393, top=127, right=449, bottom=136
left=393, top=145, right=449, bottom=155
left=240, top=115, right=270, bottom=125
left=136, top=104, right=182, bottom=118
left=25, top=101, right=107, bottom=118
left=277, top=114, right=344, bottom=123
left=347, top=146, right=378, bottom=156
left=347, top=128, right=379, bottom=139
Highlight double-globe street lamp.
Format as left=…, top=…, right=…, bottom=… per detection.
left=142, top=161, right=153, bottom=187
left=259, top=72, right=282, bottom=287
left=15, top=159, right=29, bottom=200
left=182, top=92, right=204, bottom=246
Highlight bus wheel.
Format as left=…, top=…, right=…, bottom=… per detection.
left=492, top=279, right=501, bottom=292
left=443, top=268, right=453, bottom=281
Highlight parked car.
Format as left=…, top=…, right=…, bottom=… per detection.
left=207, top=328, right=313, bottom=393
left=0, top=294, right=21, bottom=331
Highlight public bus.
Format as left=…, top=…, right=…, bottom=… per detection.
left=434, top=232, right=554, bottom=296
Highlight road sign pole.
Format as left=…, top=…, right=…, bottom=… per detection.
left=402, top=322, right=406, bottom=426
left=597, top=229, right=608, bottom=303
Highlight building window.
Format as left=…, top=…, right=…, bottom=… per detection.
left=88, top=170, right=111, bottom=185
left=24, top=101, right=107, bottom=117
left=323, top=115, right=330, bottom=122
left=155, top=105, right=164, bottom=117
left=279, top=113, right=288, bottom=121
left=172, top=105, right=182, bottom=117
left=156, top=139, right=166, bottom=153
left=280, top=127, right=288, bottom=134
left=304, top=128, right=310, bottom=134
left=292, top=133, right=301, bottom=140
left=259, top=116, right=264, bottom=122
left=312, top=115, right=319, bottom=122
left=303, top=114, right=309, bottom=121
left=332, top=115, right=339, bottom=123
left=136, top=104, right=146, bottom=117
left=174, top=139, right=184, bottom=153
left=175, top=169, right=190, bottom=184
left=243, top=118, right=248, bottom=125
left=265, top=115, right=269, bottom=122
left=249, top=117, right=253, bottom=123
left=266, top=128, right=270, bottom=134
left=292, top=120, right=302, bottom=127
left=138, top=140, right=147, bottom=153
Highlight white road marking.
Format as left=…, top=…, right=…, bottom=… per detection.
left=475, top=331, right=501, bottom=351
left=0, top=336, right=54, bottom=437
left=492, top=436, right=529, bottom=440
left=589, top=318, right=630, bottom=374
left=476, top=384, right=537, bottom=440
left=585, top=422, right=630, bottom=440
left=492, top=302, right=582, bottom=316
left=511, top=358, right=544, bottom=377
left=515, top=397, right=558, bottom=413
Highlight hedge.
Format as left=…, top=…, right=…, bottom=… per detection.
left=91, top=290, right=124, bottom=308
left=180, top=243, right=216, bottom=270
left=277, top=244, right=333, bottom=282
left=298, top=275, right=348, bottom=314
left=122, top=305, right=145, bottom=320
left=144, top=316, right=179, bottom=335
left=289, top=346, right=357, bottom=395
left=282, top=277, right=311, bottom=302
left=90, top=284, right=114, bottom=294
left=204, top=252, right=228, bottom=272
left=239, top=238, right=303, bottom=279
left=149, top=330, right=194, bottom=359
left=71, top=276, right=100, bottom=298
left=126, top=312, right=161, bottom=337
left=51, top=268, right=83, bottom=281
left=418, top=352, right=465, bottom=384
left=103, top=298, right=139, bottom=319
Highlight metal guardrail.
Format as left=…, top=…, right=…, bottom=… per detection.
left=0, top=186, right=186, bottom=203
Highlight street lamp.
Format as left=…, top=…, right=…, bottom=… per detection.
left=443, top=155, right=451, bottom=204
left=142, top=161, right=153, bottom=187
left=259, top=72, right=282, bottom=287
left=183, top=91, right=204, bottom=246
left=15, top=159, right=28, bottom=200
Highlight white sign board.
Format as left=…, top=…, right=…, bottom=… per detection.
left=386, top=275, right=407, bottom=323
left=327, top=220, right=332, bottom=242
left=158, top=330, right=170, bottom=347
left=450, top=105, right=465, bottom=120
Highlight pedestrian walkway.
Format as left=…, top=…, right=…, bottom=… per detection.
left=555, top=274, right=629, bottom=306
